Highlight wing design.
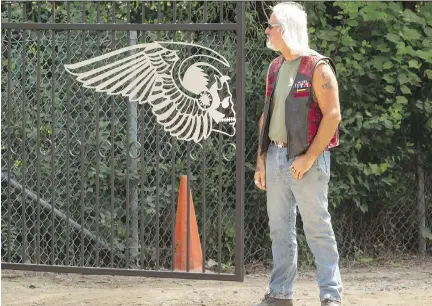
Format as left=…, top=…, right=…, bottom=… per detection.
left=65, top=42, right=212, bottom=143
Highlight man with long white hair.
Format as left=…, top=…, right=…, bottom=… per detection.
left=254, top=2, right=343, bottom=306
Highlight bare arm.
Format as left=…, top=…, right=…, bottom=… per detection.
left=290, top=62, right=341, bottom=180
left=257, top=113, right=265, bottom=167
left=254, top=66, right=270, bottom=190
left=305, top=63, right=341, bottom=160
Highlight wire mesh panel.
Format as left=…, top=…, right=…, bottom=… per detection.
left=1, top=1, right=245, bottom=281
left=2, top=1, right=431, bottom=279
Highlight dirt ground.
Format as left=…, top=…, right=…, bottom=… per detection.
left=2, top=260, right=432, bottom=306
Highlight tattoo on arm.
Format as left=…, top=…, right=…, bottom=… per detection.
left=322, top=71, right=333, bottom=89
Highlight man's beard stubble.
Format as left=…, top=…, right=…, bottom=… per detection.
left=266, top=39, right=278, bottom=51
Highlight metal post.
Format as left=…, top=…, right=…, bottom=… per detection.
left=234, top=1, right=246, bottom=282
left=94, top=1, right=101, bottom=268
left=417, top=153, right=426, bottom=255
left=20, top=2, right=28, bottom=264
left=128, top=29, right=140, bottom=266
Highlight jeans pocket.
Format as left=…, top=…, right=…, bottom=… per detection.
left=317, top=151, right=331, bottom=180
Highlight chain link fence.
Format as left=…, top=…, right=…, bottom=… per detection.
left=244, top=152, right=432, bottom=269
left=2, top=30, right=240, bottom=271
left=1, top=1, right=242, bottom=276
left=2, top=1, right=431, bottom=275
left=243, top=45, right=432, bottom=269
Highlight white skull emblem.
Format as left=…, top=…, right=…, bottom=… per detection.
left=64, top=41, right=236, bottom=143
left=206, top=75, right=235, bottom=137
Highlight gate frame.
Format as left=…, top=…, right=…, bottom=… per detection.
left=1, top=1, right=245, bottom=282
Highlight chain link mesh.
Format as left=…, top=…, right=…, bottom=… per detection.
left=243, top=43, right=432, bottom=268
left=1, top=1, right=431, bottom=274
left=1, top=21, right=240, bottom=273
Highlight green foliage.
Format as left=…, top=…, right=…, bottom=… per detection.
left=244, top=1, right=432, bottom=262
left=307, top=2, right=432, bottom=215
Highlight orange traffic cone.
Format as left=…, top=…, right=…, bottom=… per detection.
left=174, top=175, right=203, bottom=272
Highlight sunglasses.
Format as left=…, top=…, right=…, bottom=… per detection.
left=266, top=22, right=283, bottom=30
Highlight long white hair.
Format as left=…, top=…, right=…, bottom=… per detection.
left=272, top=2, right=310, bottom=55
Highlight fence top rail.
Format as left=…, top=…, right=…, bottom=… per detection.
left=1, top=22, right=238, bottom=31
left=1, top=0, right=240, bottom=31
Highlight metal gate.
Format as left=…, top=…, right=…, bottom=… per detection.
left=1, top=1, right=245, bottom=281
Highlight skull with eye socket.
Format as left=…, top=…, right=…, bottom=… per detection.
left=182, top=64, right=236, bottom=138
left=205, top=74, right=235, bottom=137
left=64, top=41, right=236, bottom=143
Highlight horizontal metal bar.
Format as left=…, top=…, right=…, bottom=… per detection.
left=1, top=23, right=237, bottom=31
left=1, top=263, right=239, bottom=282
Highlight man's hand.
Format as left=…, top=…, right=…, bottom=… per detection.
left=290, top=154, right=315, bottom=180
left=254, top=164, right=266, bottom=191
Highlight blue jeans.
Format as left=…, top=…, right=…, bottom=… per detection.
left=265, top=144, right=342, bottom=301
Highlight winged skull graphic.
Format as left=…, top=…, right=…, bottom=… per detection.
left=64, top=42, right=236, bottom=143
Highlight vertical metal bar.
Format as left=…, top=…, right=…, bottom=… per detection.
left=170, top=142, right=176, bottom=271
left=31, top=205, right=36, bottom=263
left=201, top=141, right=207, bottom=273
left=140, top=110, right=146, bottom=269
left=217, top=142, right=223, bottom=271
left=35, top=2, right=42, bottom=265
left=94, top=0, right=101, bottom=267
left=109, top=1, right=116, bottom=269
left=127, top=1, right=131, bottom=23
left=128, top=31, right=139, bottom=266
left=186, top=1, right=192, bottom=273
left=155, top=1, right=162, bottom=271
left=141, top=0, right=146, bottom=25
left=203, top=1, right=208, bottom=23
left=139, top=112, right=146, bottom=269
left=140, top=1, right=146, bottom=270
left=155, top=116, right=160, bottom=270
left=125, top=0, right=131, bottom=269
left=79, top=1, right=86, bottom=267
left=170, top=0, right=177, bottom=271
left=417, top=153, right=426, bottom=254
left=65, top=1, right=71, bottom=266
left=235, top=1, right=246, bottom=281
left=217, top=1, right=224, bottom=274
left=6, top=2, right=12, bottom=263
left=173, top=0, right=177, bottom=24
left=21, top=2, right=28, bottom=264
left=201, top=2, right=208, bottom=273
left=50, top=1, right=57, bottom=265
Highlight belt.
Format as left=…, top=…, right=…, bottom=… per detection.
left=271, top=140, right=287, bottom=148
